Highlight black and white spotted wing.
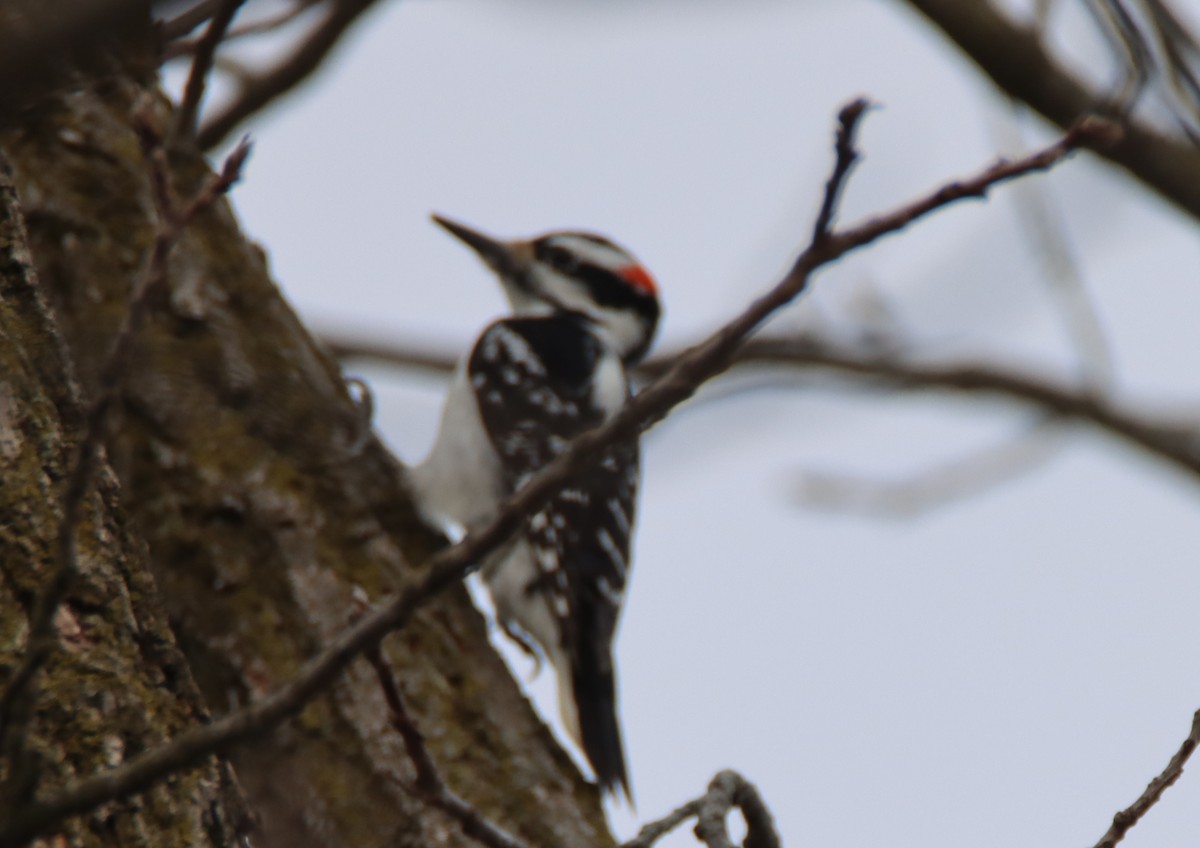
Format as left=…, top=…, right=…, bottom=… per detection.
left=467, top=314, right=637, bottom=649
left=468, top=314, right=637, bottom=793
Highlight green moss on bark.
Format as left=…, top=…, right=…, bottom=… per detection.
left=3, top=31, right=613, bottom=848
left=0, top=150, right=245, bottom=845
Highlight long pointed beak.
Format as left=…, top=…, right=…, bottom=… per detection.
left=431, top=214, right=525, bottom=279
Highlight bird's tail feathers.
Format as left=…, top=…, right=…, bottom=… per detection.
left=568, top=655, right=631, bottom=804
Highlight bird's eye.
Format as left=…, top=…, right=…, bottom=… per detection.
left=544, top=245, right=579, bottom=274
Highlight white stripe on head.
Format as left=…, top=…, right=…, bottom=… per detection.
left=543, top=234, right=635, bottom=271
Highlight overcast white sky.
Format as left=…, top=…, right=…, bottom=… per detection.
left=174, top=1, right=1200, bottom=845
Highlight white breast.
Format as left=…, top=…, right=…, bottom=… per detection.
left=409, top=363, right=506, bottom=530
left=589, top=350, right=628, bottom=421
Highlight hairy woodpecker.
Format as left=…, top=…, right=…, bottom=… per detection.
left=411, top=214, right=660, bottom=801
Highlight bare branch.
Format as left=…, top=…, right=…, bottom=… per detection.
left=1093, top=708, right=1200, bottom=848
left=736, top=340, right=1200, bottom=480
left=163, top=1, right=323, bottom=62
left=812, top=98, right=869, bottom=241
left=322, top=334, right=459, bottom=374
left=0, top=103, right=1095, bottom=847
left=158, top=0, right=226, bottom=42
left=322, top=318, right=1200, bottom=490
left=365, top=647, right=530, bottom=848
left=1018, top=183, right=1113, bottom=389
left=1141, top=0, right=1200, bottom=136
left=904, top=0, right=1200, bottom=222
left=1084, top=0, right=1155, bottom=115
left=622, top=800, right=702, bottom=848
left=694, top=771, right=780, bottom=848
left=794, top=415, right=1066, bottom=516
left=624, top=771, right=779, bottom=848
left=0, top=114, right=251, bottom=828
left=989, top=103, right=1113, bottom=390
left=172, top=0, right=248, bottom=142
left=196, top=0, right=383, bottom=151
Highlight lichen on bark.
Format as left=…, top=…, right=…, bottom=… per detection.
left=0, top=148, right=247, bottom=847
left=1, top=12, right=613, bottom=848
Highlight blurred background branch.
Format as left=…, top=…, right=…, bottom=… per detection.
left=323, top=330, right=1200, bottom=485
left=904, top=0, right=1200, bottom=219
left=144, top=0, right=1200, bottom=222
left=9, top=1, right=1199, bottom=216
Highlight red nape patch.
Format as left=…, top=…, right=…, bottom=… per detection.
left=619, top=264, right=657, bottom=295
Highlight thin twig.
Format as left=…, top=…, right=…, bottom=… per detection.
left=695, top=771, right=780, bottom=848
left=622, top=799, right=702, bottom=848
left=1093, top=708, right=1200, bottom=848
left=163, top=0, right=323, bottom=62
left=0, top=113, right=250, bottom=830
left=321, top=334, right=458, bottom=372
left=158, top=0, right=226, bottom=42
left=794, top=415, right=1066, bottom=516
left=812, top=98, right=868, bottom=241
left=993, top=103, right=1113, bottom=391
left=365, top=647, right=529, bottom=848
left=695, top=771, right=782, bottom=848
left=173, top=0, right=248, bottom=142
left=737, top=340, right=1200, bottom=479
left=0, top=103, right=1099, bottom=848
left=1141, top=0, right=1200, bottom=135
left=364, top=647, right=439, bottom=793
left=1084, top=0, right=1154, bottom=115
left=622, top=770, right=779, bottom=848
left=146, top=0, right=1200, bottom=224
left=196, top=0, right=382, bottom=151
left=323, top=325, right=1200, bottom=486
left=904, top=0, right=1200, bottom=222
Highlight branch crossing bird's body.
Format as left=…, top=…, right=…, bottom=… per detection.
left=411, top=215, right=660, bottom=801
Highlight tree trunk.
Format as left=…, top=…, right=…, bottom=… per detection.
left=0, top=15, right=612, bottom=848
left=0, top=152, right=248, bottom=846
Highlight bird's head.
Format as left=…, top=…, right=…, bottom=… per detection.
left=432, top=214, right=661, bottom=364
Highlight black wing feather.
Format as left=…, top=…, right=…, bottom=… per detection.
left=468, top=315, right=636, bottom=797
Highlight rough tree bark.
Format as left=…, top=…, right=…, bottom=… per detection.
left=0, top=10, right=612, bottom=848
left=0, top=146, right=249, bottom=848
